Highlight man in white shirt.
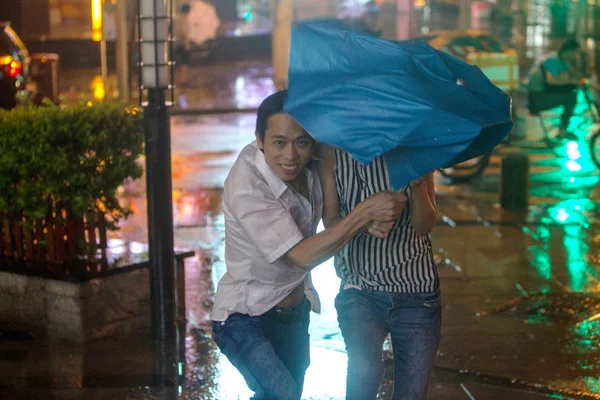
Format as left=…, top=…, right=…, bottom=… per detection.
left=211, top=90, right=407, bottom=400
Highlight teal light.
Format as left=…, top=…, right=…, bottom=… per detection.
left=564, top=224, right=587, bottom=292
left=566, top=141, right=581, bottom=160
left=566, top=160, right=583, bottom=172
left=548, top=199, right=595, bottom=225
left=528, top=225, right=552, bottom=280
left=243, top=4, right=253, bottom=21
left=555, top=208, right=570, bottom=223
left=547, top=199, right=595, bottom=291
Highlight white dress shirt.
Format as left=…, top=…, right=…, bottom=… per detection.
left=211, top=141, right=322, bottom=322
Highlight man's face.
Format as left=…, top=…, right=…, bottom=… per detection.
left=256, top=113, right=314, bottom=182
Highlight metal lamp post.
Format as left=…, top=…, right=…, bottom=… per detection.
left=137, top=0, right=176, bottom=340
left=91, top=0, right=107, bottom=96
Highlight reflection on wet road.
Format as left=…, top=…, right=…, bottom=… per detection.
left=155, top=110, right=600, bottom=399
left=3, top=108, right=600, bottom=399
left=119, top=109, right=600, bottom=399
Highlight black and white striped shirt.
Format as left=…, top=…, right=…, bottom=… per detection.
left=334, top=150, right=439, bottom=293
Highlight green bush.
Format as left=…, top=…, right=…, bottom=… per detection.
left=0, top=101, right=144, bottom=229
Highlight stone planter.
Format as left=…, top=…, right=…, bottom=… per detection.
left=0, top=240, right=193, bottom=343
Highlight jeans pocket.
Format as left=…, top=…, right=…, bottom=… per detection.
left=211, top=321, right=225, bottom=348
left=212, top=319, right=243, bottom=356
left=420, top=291, right=442, bottom=309
left=334, top=288, right=361, bottom=311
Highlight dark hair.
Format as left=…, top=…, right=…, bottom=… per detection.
left=256, top=90, right=288, bottom=141
left=559, top=38, right=580, bottom=57
left=180, top=4, right=191, bottom=14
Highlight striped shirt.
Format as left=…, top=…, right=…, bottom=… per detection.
left=334, top=150, right=439, bottom=293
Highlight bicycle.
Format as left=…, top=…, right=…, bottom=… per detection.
left=438, top=153, right=491, bottom=183
left=439, top=82, right=600, bottom=182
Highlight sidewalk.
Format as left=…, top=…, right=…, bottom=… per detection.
left=4, top=56, right=600, bottom=399
left=83, top=113, right=600, bottom=398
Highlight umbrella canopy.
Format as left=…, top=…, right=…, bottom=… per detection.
left=187, top=0, right=220, bottom=45
left=283, top=20, right=513, bottom=190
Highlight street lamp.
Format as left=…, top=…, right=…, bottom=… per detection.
left=91, top=0, right=107, bottom=97
left=137, top=0, right=176, bottom=340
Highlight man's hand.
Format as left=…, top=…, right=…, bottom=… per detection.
left=362, top=190, right=408, bottom=223
left=366, top=220, right=395, bottom=238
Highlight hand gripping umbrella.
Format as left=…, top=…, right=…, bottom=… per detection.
left=283, top=20, right=513, bottom=189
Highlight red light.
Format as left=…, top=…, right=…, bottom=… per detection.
left=8, top=61, right=21, bottom=77
left=0, top=57, right=21, bottom=78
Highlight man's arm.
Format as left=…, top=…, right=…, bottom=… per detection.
left=230, top=162, right=404, bottom=272
left=317, top=145, right=343, bottom=228
left=286, top=188, right=405, bottom=270
left=317, top=145, right=407, bottom=236
left=409, top=172, right=437, bottom=236
left=286, top=146, right=406, bottom=271
left=544, top=59, right=580, bottom=86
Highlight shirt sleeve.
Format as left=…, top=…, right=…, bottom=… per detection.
left=229, top=190, right=305, bottom=264
left=543, top=57, right=564, bottom=76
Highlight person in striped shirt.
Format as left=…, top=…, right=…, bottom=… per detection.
left=318, top=146, right=440, bottom=400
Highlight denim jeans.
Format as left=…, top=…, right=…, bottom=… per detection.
left=335, top=289, right=442, bottom=400
left=212, top=297, right=311, bottom=400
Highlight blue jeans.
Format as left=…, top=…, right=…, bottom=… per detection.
left=212, top=297, right=311, bottom=400
left=335, top=289, right=442, bottom=400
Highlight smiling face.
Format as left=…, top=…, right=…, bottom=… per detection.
left=256, top=113, right=314, bottom=183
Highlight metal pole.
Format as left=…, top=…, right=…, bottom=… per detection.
left=144, top=87, right=176, bottom=339
left=116, top=0, right=130, bottom=102
left=100, top=38, right=108, bottom=90
left=458, top=0, right=471, bottom=30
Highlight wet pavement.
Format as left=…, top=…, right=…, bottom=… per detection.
left=7, top=36, right=600, bottom=397
left=2, top=98, right=600, bottom=399
left=58, top=60, right=274, bottom=113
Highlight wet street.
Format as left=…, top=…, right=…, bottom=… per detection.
left=4, top=38, right=600, bottom=397
left=2, top=97, right=600, bottom=399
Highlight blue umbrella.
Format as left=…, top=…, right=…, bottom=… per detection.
left=283, top=20, right=513, bottom=190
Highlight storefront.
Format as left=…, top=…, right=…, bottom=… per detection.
left=10, top=0, right=125, bottom=40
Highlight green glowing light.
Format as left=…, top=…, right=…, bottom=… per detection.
left=555, top=208, right=570, bottom=223
left=531, top=199, right=595, bottom=289
left=584, top=375, right=600, bottom=394
left=566, top=160, right=582, bottom=172
left=528, top=225, right=552, bottom=280
left=243, top=4, right=253, bottom=21
left=547, top=130, right=600, bottom=178
left=548, top=199, right=595, bottom=226
left=566, top=141, right=581, bottom=160
left=572, top=320, right=599, bottom=352
left=564, top=224, right=587, bottom=292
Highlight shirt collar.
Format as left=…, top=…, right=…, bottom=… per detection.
left=254, top=144, right=289, bottom=199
